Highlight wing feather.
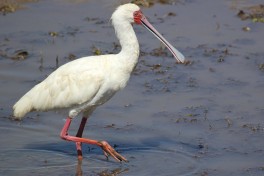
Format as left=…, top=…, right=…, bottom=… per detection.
left=13, top=55, right=108, bottom=118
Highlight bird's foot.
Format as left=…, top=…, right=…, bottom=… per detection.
left=76, top=142, right=83, bottom=160
left=98, top=141, right=128, bottom=163
left=60, top=118, right=127, bottom=162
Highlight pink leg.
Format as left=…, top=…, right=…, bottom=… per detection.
left=60, top=117, right=128, bottom=162
left=75, top=117, right=88, bottom=160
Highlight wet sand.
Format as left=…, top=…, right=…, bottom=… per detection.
left=0, top=0, right=264, bottom=175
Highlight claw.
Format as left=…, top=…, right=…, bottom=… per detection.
left=103, top=150, right=109, bottom=160
left=98, top=141, right=128, bottom=162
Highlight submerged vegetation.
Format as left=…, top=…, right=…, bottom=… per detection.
left=0, top=0, right=37, bottom=15
left=131, top=0, right=181, bottom=7
left=237, top=4, right=264, bottom=23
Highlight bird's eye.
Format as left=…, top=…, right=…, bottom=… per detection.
left=133, top=10, right=142, bottom=24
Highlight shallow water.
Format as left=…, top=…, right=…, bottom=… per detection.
left=0, top=0, right=264, bottom=175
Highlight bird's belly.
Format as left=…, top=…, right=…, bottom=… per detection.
left=69, top=72, right=130, bottom=117
left=94, top=89, right=117, bottom=106
left=69, top=89, right=116, bottom=117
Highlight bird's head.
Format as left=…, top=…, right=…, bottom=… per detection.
left=112, top=3, right=185, bottom=63
left=112, top=3, right=140, bottom=24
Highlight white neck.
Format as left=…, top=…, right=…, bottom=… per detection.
left=112, top=17, right=140, bottom=69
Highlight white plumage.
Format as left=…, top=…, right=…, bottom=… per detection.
left=13, top=54, right=134, bottom=118
left=13, top=3, right=185, bottom=162
left=13, top=4, right=142, bottom=119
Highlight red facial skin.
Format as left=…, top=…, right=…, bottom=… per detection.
left=134, top=10, right=143, bottom=24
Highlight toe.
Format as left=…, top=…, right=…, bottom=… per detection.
left=98, top=141, right=128, bottom=162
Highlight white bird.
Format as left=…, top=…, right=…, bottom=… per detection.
left=13, top=3, right=185, bottom=162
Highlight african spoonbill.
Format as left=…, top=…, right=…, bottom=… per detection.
left=13, top=3, right=185, bottom=162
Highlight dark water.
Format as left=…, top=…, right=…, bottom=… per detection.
left=0, top=0, right=264, bottom=175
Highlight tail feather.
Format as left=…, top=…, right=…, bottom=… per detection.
left=13, top=96, right=33, bottom=120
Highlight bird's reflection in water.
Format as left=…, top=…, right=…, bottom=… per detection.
left=97, top=168, right=129, bottom=176
left=75, top=159, right=129, bottom=176
left=75, top=160, right=83, bottom=176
